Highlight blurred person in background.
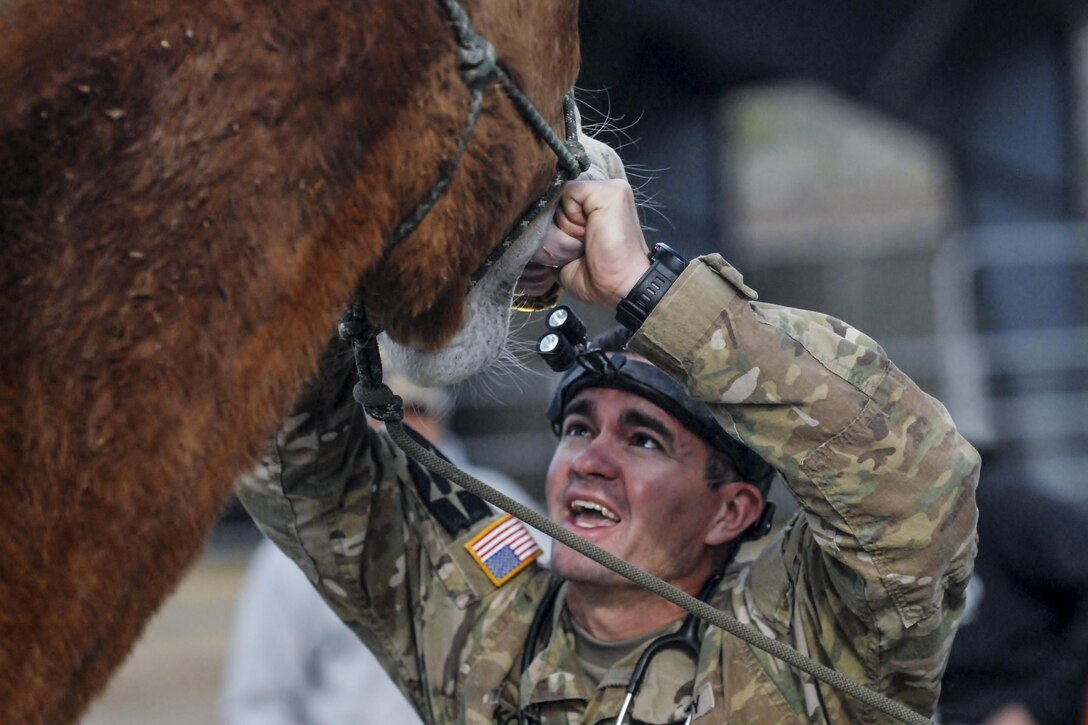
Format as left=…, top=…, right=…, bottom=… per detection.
left=220, top=541, right=410, bottom=725
left=220, top=358, right=547, bottom=725
left=938, top=450, right=1088, bottom=725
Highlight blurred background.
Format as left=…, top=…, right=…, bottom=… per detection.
left=85, top=2, right=1088, bottom=722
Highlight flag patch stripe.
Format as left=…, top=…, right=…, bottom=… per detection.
left=464, top=514, right=541, bottom=587
left=472, top=519, right=522, bottom=558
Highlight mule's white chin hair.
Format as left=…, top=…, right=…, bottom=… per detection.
left=382, top=207, right=551, bottom=387
left=385, top=132, right=624, bottom=387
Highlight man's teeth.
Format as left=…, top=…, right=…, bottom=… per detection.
left=570, top=499, right=620, bottom=525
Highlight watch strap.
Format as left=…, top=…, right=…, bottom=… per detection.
left=615, top=244, right=688, bottom=331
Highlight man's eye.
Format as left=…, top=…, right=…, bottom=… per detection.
left=563, top=422, right=590, bottom=437
left=632, top=433, right=661, bottom=450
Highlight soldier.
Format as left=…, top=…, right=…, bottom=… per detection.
left=238, top=179, right=980, bottom=723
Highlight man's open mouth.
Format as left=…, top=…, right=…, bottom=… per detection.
left=569, top=499, right=621, bottom=529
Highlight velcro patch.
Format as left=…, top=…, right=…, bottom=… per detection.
left=692, top=682, right=715, bottom=720
left=402, top=425, right=491, bottom=535
left=464, top=514, right=541, bottom=587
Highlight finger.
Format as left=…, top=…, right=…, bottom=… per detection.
left=532, top=225, right=584, bottom=268
left=563, top=202, right=588, bottom=229
left=561, top=178, right=631, bottom=220
left=557, top=257, right=591, bottom=303
left=555, top=186, right=589, bottom=232
left=553, top=205, right=586, bottom=241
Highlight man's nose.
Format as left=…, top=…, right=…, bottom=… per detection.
left=570, top=434, right=620, bottom=480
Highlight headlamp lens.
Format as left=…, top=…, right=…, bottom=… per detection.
left=546, top=308, right=569, bottom=327
left=545, top=305, right=588, bottom=347
left=539, top=332, right=560, bottom=353
left=537, top=331, right=577, bottom=372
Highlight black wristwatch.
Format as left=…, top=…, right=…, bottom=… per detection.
left=615, top=243, right=688, bottom=331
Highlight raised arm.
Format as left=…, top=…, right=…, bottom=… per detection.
left=631, top=255, right=979, bottom=710
left=554, top=179, right=980, bottom=716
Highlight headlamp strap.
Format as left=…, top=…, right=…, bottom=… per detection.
left=576, top=347, right=618, bottom=377
left=746, top=501, right=777, bottom=541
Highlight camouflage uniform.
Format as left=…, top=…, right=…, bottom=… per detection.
left=237, top=255, right=980, bottom=724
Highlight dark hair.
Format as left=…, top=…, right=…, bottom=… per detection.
left=704, top=448, right=742, bottom=490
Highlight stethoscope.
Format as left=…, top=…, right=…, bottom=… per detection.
left=518, top=573, right=722, bottom=725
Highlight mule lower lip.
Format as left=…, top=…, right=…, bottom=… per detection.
left=511, top=285, right=560, bottom=312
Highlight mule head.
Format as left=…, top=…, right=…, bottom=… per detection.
left=385, top=131, right=624, bottom=386
left=354, top=2, right=625, bottom=384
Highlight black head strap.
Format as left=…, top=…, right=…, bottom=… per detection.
left=545, top=354, right=776, bottom=495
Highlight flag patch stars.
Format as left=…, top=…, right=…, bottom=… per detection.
left=465, top=514, right=542, bottom=587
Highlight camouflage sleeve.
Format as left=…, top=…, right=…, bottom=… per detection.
left=629, top=255, right=980, bottom=716
left=234, top=340, right=505, bottom=722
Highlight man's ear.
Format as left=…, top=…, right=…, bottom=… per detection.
left=704, top=482, right=764, bottom=547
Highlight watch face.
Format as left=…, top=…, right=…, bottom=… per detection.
left=651, top=244, right=687, bottom=273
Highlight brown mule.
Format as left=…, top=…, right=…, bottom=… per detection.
left=0, top=1, right=588, bottom=721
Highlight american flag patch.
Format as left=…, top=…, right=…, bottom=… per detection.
left=464, top=514, right=541, bottom=587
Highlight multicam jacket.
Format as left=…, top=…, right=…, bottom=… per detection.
left=237, top=255, right=980, bottom=724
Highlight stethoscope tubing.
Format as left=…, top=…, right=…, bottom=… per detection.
left=613, top=573, right=722, bottom=724
left=515, top=572, right=721, bottom=725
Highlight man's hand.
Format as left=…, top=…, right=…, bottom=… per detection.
left=546, top=179, right=651, bottom=310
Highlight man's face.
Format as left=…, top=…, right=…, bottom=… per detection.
left=545, top=386, right=726, bottom=591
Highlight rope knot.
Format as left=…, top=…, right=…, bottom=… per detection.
left=338, top=305, right=381, bottom=345
left=337, top=317, right=368, bottom=343
left=353, top=382, right=404, bottom=423
left=563, top=138, right=591, bottom=177
left=459, top=36, right=496, bottom=86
